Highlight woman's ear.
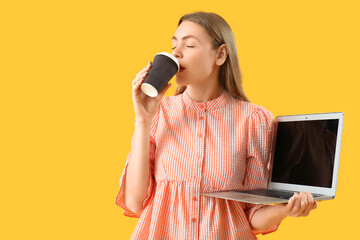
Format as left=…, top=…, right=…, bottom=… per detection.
left=216, top=44, right=228, bottom=66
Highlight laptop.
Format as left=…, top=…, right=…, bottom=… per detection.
left=201, top=112, right=344, bottom=204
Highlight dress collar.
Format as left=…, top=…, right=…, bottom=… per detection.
left=181, top=89, right=229, bottom=111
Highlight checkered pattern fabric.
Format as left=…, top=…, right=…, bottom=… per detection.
left=116, top=90, right=280, bottom=239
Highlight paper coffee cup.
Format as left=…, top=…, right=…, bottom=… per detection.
left=141, top=52, right=179, bottom=97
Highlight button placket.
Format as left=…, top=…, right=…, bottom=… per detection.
left=195, top=109, right=206, bottom=168
left=196, top=113, right=205, bottom=161
left=197, top=109, right=206, bottom=234
left=197, top=109, right=206, bottom=172
left=191, top=184, right=200, bottom=239
left=191, top=109, right=206, bottom=236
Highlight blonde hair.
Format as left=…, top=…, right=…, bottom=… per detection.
left=174, top=11, right=250, bottom=102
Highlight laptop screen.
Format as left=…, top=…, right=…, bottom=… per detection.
left=271, top=119, right=339, bottom=188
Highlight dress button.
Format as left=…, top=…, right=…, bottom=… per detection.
left=199, top=116, right=204, bottom=120
left=192, top=218, right=197, bottom=222
left=198, top=134, right=203, bottom=138
left=193, top=197, right=198, bottom=201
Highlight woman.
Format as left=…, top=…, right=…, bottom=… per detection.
left=116, top=11, right=317, bottom=239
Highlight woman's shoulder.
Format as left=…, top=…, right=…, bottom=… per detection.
left=158, top=94, right=183, bottom=110
left=161, top=93, right=182, bottom=103
left=230, top=98, right=272, bottom=115
left=229, top=97, right=273, bottom=119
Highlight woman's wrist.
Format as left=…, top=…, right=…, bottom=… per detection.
left=135, top=116, right=152, bottom=125
left=272, top=203, right=289, bottom=219
left=250, top=204, right=287, bottom=231
left=135, top=122, right=152, bottom=132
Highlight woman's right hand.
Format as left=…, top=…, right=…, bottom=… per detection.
left=132, top=61, right=172, bottom=123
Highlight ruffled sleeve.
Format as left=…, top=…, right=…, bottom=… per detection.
left=243, top=106, right=280, bottom=235
left=115, top=106, right=161, bottom=218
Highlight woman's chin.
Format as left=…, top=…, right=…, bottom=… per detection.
left=175, top=77, right=183, bottom=86
left=175, top=77, right=190, bottom=87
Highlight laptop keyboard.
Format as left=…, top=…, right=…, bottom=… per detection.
left=236, top=189, right=324, bottom=200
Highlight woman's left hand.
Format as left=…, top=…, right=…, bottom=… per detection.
left=249, top=192, right=318, bottom=231
left=279, top=192, right=317, bottom=217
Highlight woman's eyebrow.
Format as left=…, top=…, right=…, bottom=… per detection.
left=172, top=35, right=200, bottom=41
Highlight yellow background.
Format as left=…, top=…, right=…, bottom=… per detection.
left=1, top=0, right=359, bottom=239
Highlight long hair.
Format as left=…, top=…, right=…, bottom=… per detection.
left=174, top=11, right=250, bottom=102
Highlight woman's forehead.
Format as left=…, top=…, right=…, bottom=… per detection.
left=172, top=21, right=211, bottom=43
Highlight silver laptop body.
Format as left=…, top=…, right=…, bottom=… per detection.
left=201, top=112, right=344, bottom=204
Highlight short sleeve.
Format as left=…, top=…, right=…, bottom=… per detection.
left=243, top=106, right=280, bottom=235
left=115, top=106, right=161, bottom=218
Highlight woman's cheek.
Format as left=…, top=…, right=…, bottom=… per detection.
left=193, top=56, right=209, bottom=75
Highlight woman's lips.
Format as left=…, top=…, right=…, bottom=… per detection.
left=179, top=64, right=185, bottom=73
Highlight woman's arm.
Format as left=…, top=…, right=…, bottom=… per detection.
left=250, top=192, right=318, bottom=231
left=125, top=120, right=152, bottom=214
left=124, top=61, right=171, bottom=214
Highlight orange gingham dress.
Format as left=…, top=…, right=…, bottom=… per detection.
left=116, top=90, right=280, bottom=239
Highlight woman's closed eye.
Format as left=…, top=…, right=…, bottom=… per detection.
left=171, top=46, right=194, bottom=50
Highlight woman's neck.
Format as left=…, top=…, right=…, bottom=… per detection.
left=185, top=84, right=222, bottom=102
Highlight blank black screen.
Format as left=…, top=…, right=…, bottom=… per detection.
left=271, top=119, right=338, bottom=188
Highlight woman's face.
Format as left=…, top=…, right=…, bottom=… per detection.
left=171, top=21, right=218, bottom=86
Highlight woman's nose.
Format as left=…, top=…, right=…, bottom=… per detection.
left=172, top=48, right=182, bottom=59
